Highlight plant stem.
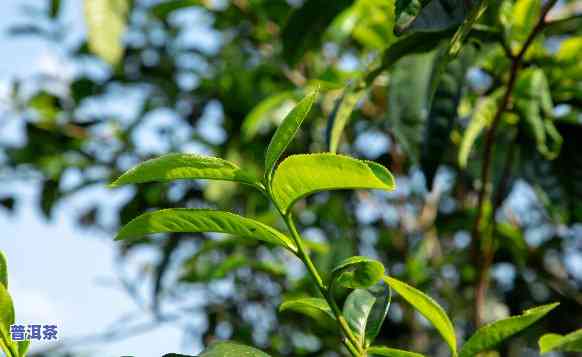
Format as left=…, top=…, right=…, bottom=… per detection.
left=471, top=0, right=558, bottom=327
left=282, top=213, right=363, bottom=356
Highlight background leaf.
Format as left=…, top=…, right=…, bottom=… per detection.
left=539, top=329, right=582, bottom=354
left=279, top=297, right=336, bottom=322
left=84, top=0, right=128, bottom=65
left=265, top=89, right=318, bottom=178
left=326, top=84, right=366, bottom=153
left=0, top=251, right=7, bottom=288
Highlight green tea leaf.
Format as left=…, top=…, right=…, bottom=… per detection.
left=0, top=283, right=16, bottom=357
left=326, top=84, right=366, bottom=153
left=116, top=209, right=297, bottom=252
left=343, top=289, right=376, bottom=347
left=0, top=251, right=7, bottom=288
left=330, top=256, right=385, bottom=289
left=447, top=0, right=488, bottom=57
left=539, top=329, right=582, bottom=354
left=279, top=297, right=336, bottom=321
left=265, top=89, right=319, bottom=178
left=368, top=346, right=426, bottom=357
left=199, top=341, right=271, bottom=357
left=84, top=0, right=128, bottom=66
left=151, top=0, right=201, bottom=19
left=110, top=154, right=260, bottom=189
left=384, top=276, right=457, bottom=355
left=18, top=339, right=30, bottom=357
left=242, top=91, right=298, bottom=141
left=459, top=303, right=559, bottom=357
left=271, top=154, right=395, bottom=214
left=365, top=283, right=392, bottom=346
left=394, top=0, right=431, bottom=34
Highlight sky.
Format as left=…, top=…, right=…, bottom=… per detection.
left=0, top=1, right=189, bottom=356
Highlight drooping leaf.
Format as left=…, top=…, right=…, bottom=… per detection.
left=281, top=0, right=354, bottom=65
left=421, top=45, right=475, bottom=188
left=447, top=0, right=488, bottom=57
left=271, top=154, right=395, bottom=214
left=198, top=341, right=271, bottom=357
left=84, top=0, right=129, bottom=66
left=0, top=251, right=7, bottom=288
left=242, top=91, right=298, bottom=141
left=368, top=346, right=426, bottom=357
left=397, top=0, right=476, bottom=35
left=458, top=91, right=501, bottom=168
left=110, top=154, right=261, bottom=188
left=279, top=297, right=336, bottom=322
left=115, top=209, right=297, bottom=252
left=384, top=276, right=457, bottom=355
left=459, top=303, right=559, bottom=357
left=386, top=51, right=436, bottom=161
left=326, top=84, right=366, bottom=153
left=329, top=256, right=385, bottom=289
left=343, top=289, right=376, bottom=347
left=539, top=328, right=582, bottom=354
left=265, top=89, right=319, bottom=178
left=151, top=0, right=202, bottom=19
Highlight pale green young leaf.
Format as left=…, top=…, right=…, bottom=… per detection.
left=539, top=329, right=582, bottom=354
left=116, top=209, right=296, bottom=252
left=265, top=89, right=319, bottom=178
left=279, top=297, right=336, bottom=322
left=458, top=92, right=500, bottom=168
left=110, top=154, right=260, bottom=188
left=343, top=289, right=376, bottom=347
left=329, top=256, right=385, bottom=289
left=0, top=251, right=7, bottom=288
left=84, top=0, right=128, bottom=66
left=459, top=303, right=559, bottom=357
left=271, top=154, right=395, bottom=214
left=242, top=91, right=298, bottom=141
left=0, top=283, right=17, bottom=357
left=367, top=346, right=426, bottom=357
left=384, top=276, right=457, bottom=355
left=18, top=339, right=30, bottom=357
left=199, top=341, right=271, bottom=357
left=326, top=85, right=366, bottom=153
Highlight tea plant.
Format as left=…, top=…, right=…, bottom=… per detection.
left=111, top=90, right=563, bottom=356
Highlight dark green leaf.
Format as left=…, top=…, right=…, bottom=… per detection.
left=49, top=0, right=61, bottom=18
left=116, top=209, right=297, bottom=252
left=459, top=303, right=559, bottom=357
left=281, top=0, right=354, bottom=65
left=151, top=0, right=202, bottom=19
left=365, top=283, right=392, bottom=346
left=271, top=154, right=395, bottom=214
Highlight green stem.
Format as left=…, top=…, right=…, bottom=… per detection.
left=282, top=212, right=363, bottom=356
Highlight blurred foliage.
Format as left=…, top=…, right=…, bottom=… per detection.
left=1, top=0, right=582, bottom=356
